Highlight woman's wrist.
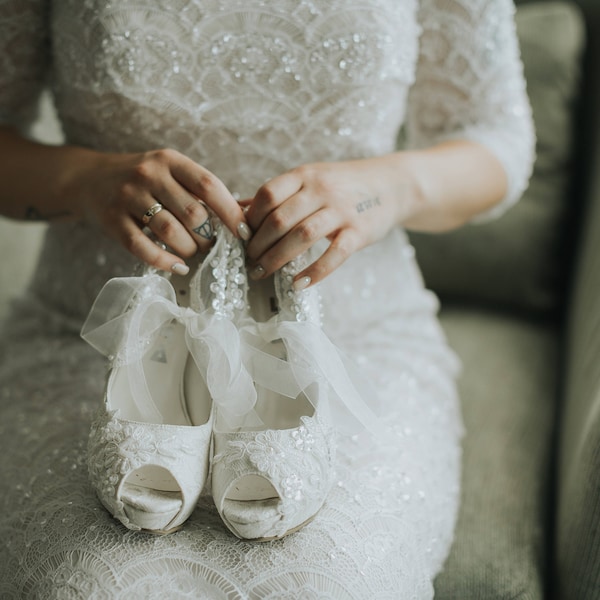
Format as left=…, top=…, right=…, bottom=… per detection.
left=57, top=146, right=115, bottom=222
left=357, top=151, right=426, bottom=230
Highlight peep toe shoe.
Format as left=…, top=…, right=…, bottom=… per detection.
left=83, top=273, right=213, bottom=533
left=211, top=257, right=339, bottom=541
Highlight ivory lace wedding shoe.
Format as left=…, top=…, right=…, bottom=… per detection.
left=83, top=271, right=214, bottom=533
left=211, top=257, right=338, bottom=541
left=83, top=221, right=252, bottom=534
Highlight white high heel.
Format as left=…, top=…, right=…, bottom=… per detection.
left=84, top=270, right=214, bottom=533
left=83, top=220, right=252, bottom=534
left=211, top=257, right=337, bottom=541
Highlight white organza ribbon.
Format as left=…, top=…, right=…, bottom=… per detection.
left=81, top=275, right=380, bottom=434
left=81, top=275, right=256, bottom=425
left=239, top=319, right=381, bottom=435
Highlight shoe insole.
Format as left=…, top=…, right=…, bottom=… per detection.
left=111, top=261, right=211, bottom=426
left=226, top=475, right=279, bottom=502
left=144, top=318, right=212, bottom=427
left=111, top=321, right=196, bottom=425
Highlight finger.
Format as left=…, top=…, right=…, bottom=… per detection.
left=248, top=209, right=340, bottom=279
left=246, top=190, right=321, bottom=260
left=119, top=218, right=190, bottom=275
left=238, top=199, right=252, bottom=218
left=188, top=206, right=215, bottom=254
left=170, top=155, right=251, bottom=241
left=246, top=171, right=303, bottom=231
left=290, top=228, right=362, bottom=290
left=157, top=178, right=214, bottom=254
left=144, top=202, right=198, bottom=258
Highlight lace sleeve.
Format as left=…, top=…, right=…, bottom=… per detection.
left=406, top=0, right=535, bottom=222
left=0, top=0, right=50, bottom=133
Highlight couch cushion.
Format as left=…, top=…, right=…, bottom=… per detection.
left=409, top=2, right=585, bottom=316
left=434, top=308, right=558, bottom=599
left=556, top=115, right=600, bottom=597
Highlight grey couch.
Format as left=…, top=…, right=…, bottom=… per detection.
left=0, top=1, right=598, bottom=598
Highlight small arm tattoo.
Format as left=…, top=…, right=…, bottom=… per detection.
left=25, top=206, right=71, bottom=221
left=355, top=196, right=381, bottom=214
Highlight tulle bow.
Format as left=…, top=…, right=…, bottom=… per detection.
left=81, top=275, right=256, bottom=425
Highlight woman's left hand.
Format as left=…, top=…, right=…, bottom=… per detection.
left=244, top=158, right=412, bottom=289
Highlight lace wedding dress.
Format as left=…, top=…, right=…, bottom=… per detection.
left=0, top=0, right=533, bottom=597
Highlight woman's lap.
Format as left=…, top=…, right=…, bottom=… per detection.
left=0, top=327, right=460, bottom=599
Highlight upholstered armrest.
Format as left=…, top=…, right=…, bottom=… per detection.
left=559, top=236, right=599, bottom=599
left=557, top=177, right=600, bottom=598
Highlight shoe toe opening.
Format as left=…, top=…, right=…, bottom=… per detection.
left=221, top=474, right=282, bottom=538
left=121, top=466, right=183, bottom=531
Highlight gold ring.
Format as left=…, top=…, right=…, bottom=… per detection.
left=141, top=203, right=164, bottom=225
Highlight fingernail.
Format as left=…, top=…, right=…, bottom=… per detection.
left=171, top=263, right=190, bottom=275
left=237, top=222, right=252, bottom=241
left=249, top=264, right=265, bottom=280
left=292, top=276, right=312, bottom=291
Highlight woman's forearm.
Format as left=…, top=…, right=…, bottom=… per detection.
left=0, top=126, right=102, bottom=221
left=388, top=139, right=508, bottom=232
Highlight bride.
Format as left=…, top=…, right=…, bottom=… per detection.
left=0, top=0, right=533, bottom=597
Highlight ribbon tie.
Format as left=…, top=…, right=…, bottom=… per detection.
left=81, top=275, right=255, bottom=425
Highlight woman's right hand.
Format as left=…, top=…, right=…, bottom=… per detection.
left=70, top=148, right=251, bottom=274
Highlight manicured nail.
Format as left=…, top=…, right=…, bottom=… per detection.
left=237, top=222, right=252, bottom=241
left=249, top=264, right=265, bottom=280
left=171, top=263, right=190, bottom=275
left=292, top=276, right=312, bottom=291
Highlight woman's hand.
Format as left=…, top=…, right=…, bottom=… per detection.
left=69, top=148, right=251, bottom=274
left=243, top=157, right=413, bottom=289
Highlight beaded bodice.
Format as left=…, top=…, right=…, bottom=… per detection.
left=51, top=0, right=418, bottom=198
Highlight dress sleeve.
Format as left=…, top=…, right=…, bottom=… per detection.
left=0, top=0, right=50, bottom=133
left=405, top=0, right=535, bottom=222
